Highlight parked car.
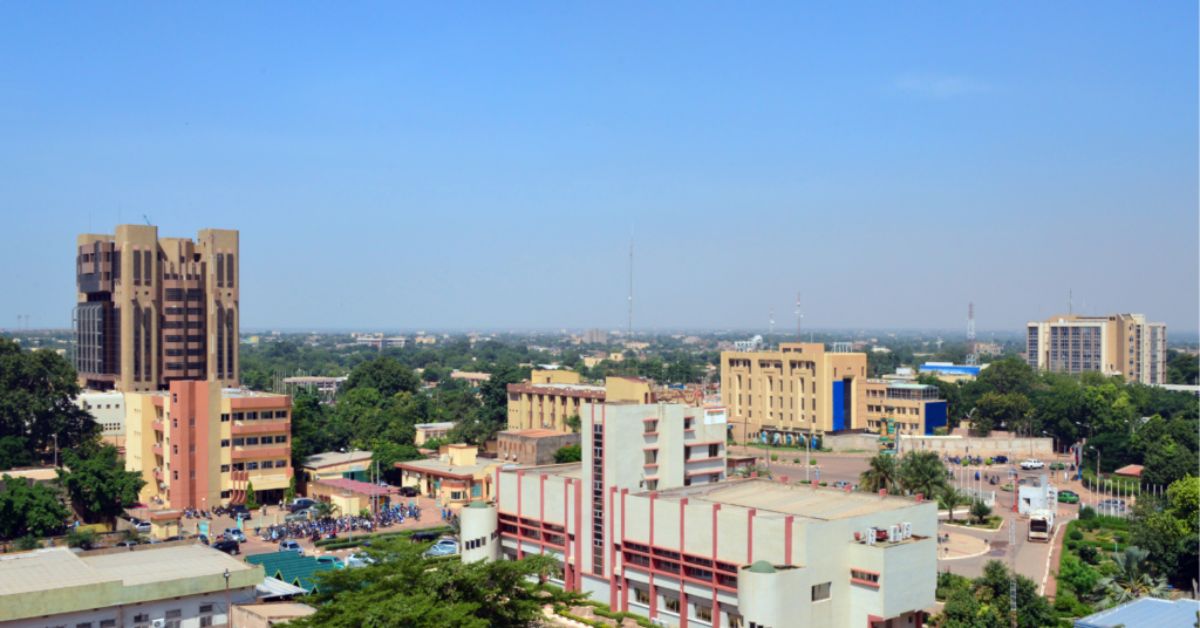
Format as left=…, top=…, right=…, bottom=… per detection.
left=212, top=539, right=240, bottom=555
left=279, top=540, right=304, bottom=555
left=288, top=498, right=317, bottom=513
left=315, top=555, right=345, bottom=569
left=345, top=552, right=375, bottom=568
left=423, top=539, right=459, bottom=558
left=1019, top=459, right=1045, bottom=470
left=1057, top=490, right=1079, bottom=504
left=398, top=486, right=420, bottom=498
left=127, top=517, right=152, bottom=534
left=410, top=531, right=440, bottom=543
left=228, top=504, right=251, bottom=519
left=831, top=480, right=851, bottom=490
left=115, top=539, right=141, bottom=549
left=224, top=528, right=247, bottom=543
left=992, top=455, right=1008, bottom=464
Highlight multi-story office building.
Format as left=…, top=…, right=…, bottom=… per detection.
left=1026, top=314, right=1167, bottom=384
left=861, top=380, right=948, bottom=436
left=74, top=224, right=239, bottom=392
left=720, top=343, right=868, bottom=443
left=506, top=370, right=654, bottom=432
left=124, top=380, right=293, bottom=510
left=460, top=401, right=936, bottom=627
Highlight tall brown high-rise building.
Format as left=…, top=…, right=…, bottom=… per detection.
left=74, top=224, right=239, bottom=391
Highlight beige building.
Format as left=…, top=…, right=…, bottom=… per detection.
left=74, top=224, right=239, bottom=392
left=506, top=370, right=654, bottom=432
left=125, top=381, right=293, bottom=510
left=860, top=380, right=949, bottom=437
left=497, top=429, right=580, bottom=465
left=415, top=421, right=456, bottom=446
left=1026, top=314, right=1167, bottom=384
left=395, top=444, right=501, bottom=508
left=721, top=343, right=868, bottom=443
left=0, top=544, right=262, bottom=627
left=459, top=399, right=937, bottom=628
left=301, top=450, right=374, bottom=484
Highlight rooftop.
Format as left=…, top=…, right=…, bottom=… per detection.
left=395, top=457, right=498, bottom=477
left=500, top=428, right=571, bottom=439
left=415, top=421, right=456, bottom=430
left=650, top=478, right=928, bottom=521
left=303, top=450, right=374, bottom=469
left=0, top=545, right=261, bottom=622
left=281, top=375, right=347, bottom=384
left=235, top=602, right=317, bottom=622
left=221, top=387, right=289, bottom=399
left=510, top=382, right=606, bottom=394
left=0, top=467, right=59, bottom=481
left=1075, top=597, right=1200, bottom=628
left=499, top=462, right=584, bottom=480
left=315, top=477, right=397, bottom=497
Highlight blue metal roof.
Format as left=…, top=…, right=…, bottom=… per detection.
left=1075, top=597, right=1200, bottom=628
left=918, top=363, right=983, bottom=376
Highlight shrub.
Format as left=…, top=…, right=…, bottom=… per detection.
left=1069, top=530, right=1084, bottom=541
left=770, top=454, right=778, bottom=461
left=67, top=527, right=97, bottom=550
left=1078, top=506, right=1096, bottom=520
left=793, top=458, right=801, bottom=464
left=819, top=481, right=828, bottom=486
left=1077, top=545, right=1099, bottom=565
left=14, top=535, right=40, bottom=551
left=1066, top=540, right=1078, bottom=551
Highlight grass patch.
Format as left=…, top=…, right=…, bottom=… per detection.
left=947, top=515, right=1003, bottom=530
left=312, top=526, right=452, bottom=550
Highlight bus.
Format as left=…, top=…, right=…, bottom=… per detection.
left=1028, top=510, right=1054, bottom=542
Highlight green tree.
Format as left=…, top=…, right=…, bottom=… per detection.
left=554, top=445, right=582, bottom=463
left=1058, top=552, right=1102, bottom=602
left=344, top=357, right=420, bottom=398
left=938, top=560, right=1055, bottom=628
left=0, top=436, right=33, bottom=470
left=1166, top=349, right=1199, bottom=385
left=0, top=474, right=69, bottom=540
left=245, top=481, right=259, bottom=510
left=66, top=527, right=97, bottom=549
left=1141, top=437, right=1196, bottom=487
left=972, top=391, right=1032, bottom=435
left=898, top=451, right=948, bottom=497
left=858, top=454, right=900, bottom=493
left=372, top=440, right=423, bottom=484
left=564, top=414, right=581, bottom=433
left=1130, top=476, right=1199, bottom=588
left=970, top=499, right=992, bottom=525
left=0, top=338, right=99, bottom=466
left=284, top=477, right=297, bottom=504
left=1099, top=546, right=1169, bottom=606
left=312, top=500, right=340, bottom=520
left=938, top=485, right=966, bottom=523
left=292, top=539, right=560, bottom=628
left=57, top=443, right=145, bottom=525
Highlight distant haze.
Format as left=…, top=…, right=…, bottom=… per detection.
left=1, top=4, right=1196, bottom=334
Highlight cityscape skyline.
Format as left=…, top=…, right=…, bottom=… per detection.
left=2, top=3, right=1197, bottom=332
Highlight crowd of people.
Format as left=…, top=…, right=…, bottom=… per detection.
left=257, top=502, right=423, bottom=542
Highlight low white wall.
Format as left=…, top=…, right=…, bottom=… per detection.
left=900, top=436, right=1053, bottom=457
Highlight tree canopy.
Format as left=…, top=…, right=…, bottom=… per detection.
left=292, top=539, right=561, bottom=628
left=0, top=338, right=98, bottom=469
left=0, top=474, right=69, bottom=540
left=58, top=443, right=145, bottom=524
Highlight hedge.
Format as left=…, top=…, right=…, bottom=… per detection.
left=312, top=526, right=452, bottom=549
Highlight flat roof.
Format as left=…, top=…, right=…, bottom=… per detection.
left=236, top=602, right=317, bottom=621
left=0, top=467, right=59, bottom=481
left=650, top=478, right=924, bottom=521
left=1076, top=597, right=1200, bottom=628
left=0, top=545, right=261, bottom=622
left=303, top=450, right=373, bottom=469
left=281, top=376, right=347, bottom=384
left=512, top=382, right=606, bottom=394
left=500, top=428, right=570, bottom=438
left=395, top=457, right=497, bottom=477
left=498, top=462, right=583, bottom=480
left=81, top=544, right=255, bottom=586
left=314, top=477, right=397, bottom=497
left=414, top=421, right=456, bottom=430
left=221, top=387, right=289, bottom=399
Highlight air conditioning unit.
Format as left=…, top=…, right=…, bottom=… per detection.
left=151, top=620, right=165, bottom=628
left=888, top=525, right=901, bottom=543
left=902, top=522, right=913, bottom=539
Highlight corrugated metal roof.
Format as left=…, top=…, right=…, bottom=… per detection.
left=1075, top=598, right=1200, bottom=628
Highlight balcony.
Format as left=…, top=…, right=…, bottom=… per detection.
left=153, top=468, right=163, bottom=481
left=231, top=419, right=291, bottom=436
left=232, top=445, right=289, bottom=461
left=152, top=419, right=164, bottom=432
left=152, top=442, right=164, bottom=457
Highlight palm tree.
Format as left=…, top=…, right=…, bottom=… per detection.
left=312, top=501, right=340, bottom=521
left=899, top=451, right=949, bottom=497
left=969, top=499, right=992, bottom=525
left=1100, top=546, right=1169, bottom=605
left=859, top=454, right=900, bottom=493
left=938, top=485, right=966, bottom=523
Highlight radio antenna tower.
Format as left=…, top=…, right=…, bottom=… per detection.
left=795, top=292, right=803, bottom=339
left=965, top=302, right=979, bottom=365
left=627, top=239, right=633, bottom=338
left=769, top=308, right=775, bottom=336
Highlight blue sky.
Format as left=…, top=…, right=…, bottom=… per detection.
left=1, top=3, right=1196, bottom=333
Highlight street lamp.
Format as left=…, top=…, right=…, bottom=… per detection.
left=1088, top=446, right=1100, bottom=494
left=223, top=568, right=232, bottom=628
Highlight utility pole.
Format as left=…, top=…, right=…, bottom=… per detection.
left=795, top=292, right=803, bottom=340
left=627, top=239, right=634, bottom=338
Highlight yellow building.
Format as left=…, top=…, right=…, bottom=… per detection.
left=720, top=343, right=867, bottom=443
left=125, top=381, right=293, bottom=510
left=1026, top=313, right=1167, bottom=384
left=860, top=380, right=949, bottom=437
left=394, top=444, right=500, bottom=508
left=506, top=370, right=653, bottom=432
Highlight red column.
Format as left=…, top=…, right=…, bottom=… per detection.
left=649, top=492, right=657, bottom=620
left=516, top=471, right=525, bottom=559
left=746, top=509, right=757, bottom=563
left=609, top=485, right=618, bottom=609
left=711, top=503, right=721, bottom=628
left=784, top=515, right=794, bottom=565
left=621, top=489, right=629, bottom=611
left=562, top=475, right=572, bottom=590
left=574, top=478, right=583, bottom=591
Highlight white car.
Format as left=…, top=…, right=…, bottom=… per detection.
left=1019, top=459, right=1045, bottom=470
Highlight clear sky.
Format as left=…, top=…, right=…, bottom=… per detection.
left=1, top=3, right=1196, bottom=333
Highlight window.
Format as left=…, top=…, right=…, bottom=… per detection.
left=232, top=463, right=245, bottom=471
left=694, top=603, right=712, bottom=622
left=165, top=609, right=182, bottom=628
left=245, top=436, right=260, bottom=446
left=220, top=464, right=230, bottom=473
left=100, top=621, right=117, bottom=628
left=812, top=581, right=831, bottom=601
left=247, top=461, right=259, bottom=470
left=634, top=587, right=651, bottom=605
left=132, top=613, right=150, bottom=628
left=277, top=460, right=287, bottom=468
left=221, top=490, right=231, bottom=498
left=708, top=443, right=720, bottom=457
left=221, top=439, right=230, bottom=447
left=233, top=438, right=245, bottom=446
left=664, top=596, right=681, bottom=613
left=247, top=411, right=258, bottom=420
left=262, top=460, right=274, bottom=469
left=76, top=623, right=93, bottom=628
left=274, top=435, right=288, bottom=443
left=851, top=569, right=880, bottom=587
left=220, top=413, right=230, bottom=422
